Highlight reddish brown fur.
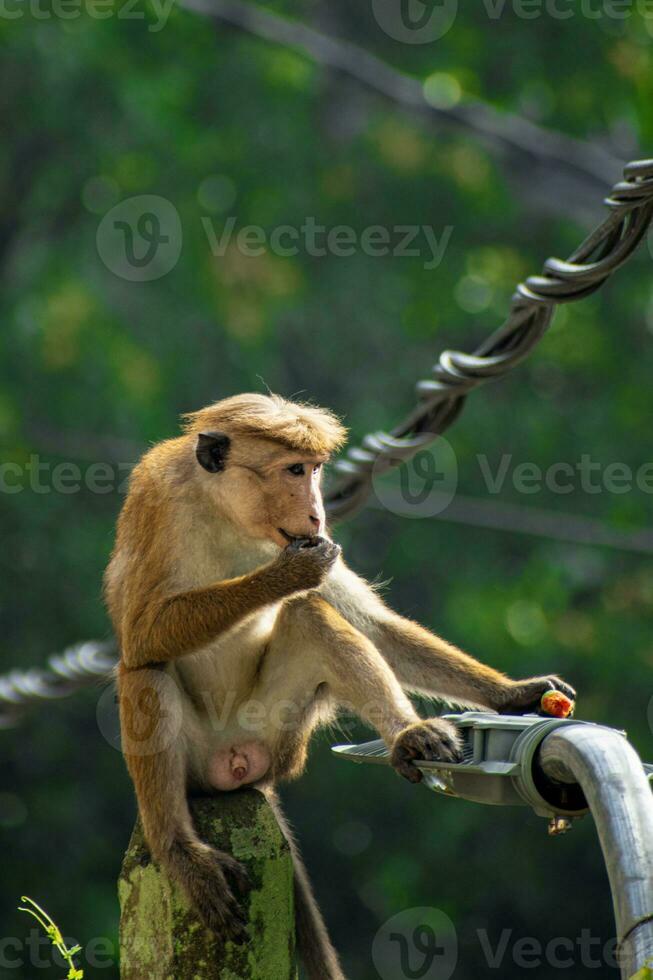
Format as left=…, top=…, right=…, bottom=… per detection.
left=104, top=392, right=575, bottom=980
left=182, top=391, right=347, bottom=455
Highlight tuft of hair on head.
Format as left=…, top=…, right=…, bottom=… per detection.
left=182, top=393, right=348, bottom=457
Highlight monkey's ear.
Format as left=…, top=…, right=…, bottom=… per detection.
left=196, top=431, right=231, bottom=473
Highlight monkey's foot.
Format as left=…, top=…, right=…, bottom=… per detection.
left=499, top=675, right=576, bottom=715
left=390, top=719, right=463, bottom=784
left=175, top=841, right=250, bottom=944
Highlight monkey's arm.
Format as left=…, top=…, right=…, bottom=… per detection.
left=121, top=545, right=333, bottom=669
left=374, top=614, right=575, bottom=712
left=323, top=563, right=575, bottom=712
left=370, top=614, right=511, bottom=708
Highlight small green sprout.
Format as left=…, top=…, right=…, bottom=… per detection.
left=630, top=961, right=653, bottom=980
left=18, top=896, right=84, bottom=979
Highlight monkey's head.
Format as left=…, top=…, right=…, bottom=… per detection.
left=184, top=393, right=347, bottom=549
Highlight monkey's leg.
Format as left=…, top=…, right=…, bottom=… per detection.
left=254, top=593, right=462, bottom=782
left=257, top=593, right=420, bottom=751
left=119, top=667, right=249, bottom=942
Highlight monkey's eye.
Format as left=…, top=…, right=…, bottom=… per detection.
left=287, top=463, right=305, bottom=476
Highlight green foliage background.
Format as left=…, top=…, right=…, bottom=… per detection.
left=0, top=1, right=652, bottom=977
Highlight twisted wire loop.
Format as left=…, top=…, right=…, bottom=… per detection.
left=1, top=163, right=652, bottom=726
left=0, top=640, right=116, bottom=729
left=325, top=158, right=653, bottom=521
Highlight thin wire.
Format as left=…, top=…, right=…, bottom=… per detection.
left=368, top=492, right=653, bottom=556
left=181, top=0, right=624, bottom=206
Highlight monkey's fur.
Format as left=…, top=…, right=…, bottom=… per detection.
left=104, top=393, right=575, bottom=980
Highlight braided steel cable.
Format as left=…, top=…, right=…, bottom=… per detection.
left=325, top=158, right=653, bottom=521
left=0, top=160, right=651, bottom=726
left=0, top=640, right=116, bottom=729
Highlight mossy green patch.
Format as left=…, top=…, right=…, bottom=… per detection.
left=118, top=791, right=298, bottom=979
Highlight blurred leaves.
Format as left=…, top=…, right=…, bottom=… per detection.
left=0, top=2, right=652, bottom=978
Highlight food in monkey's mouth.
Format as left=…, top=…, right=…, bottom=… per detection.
left=278, top=528, right=321, bottom=547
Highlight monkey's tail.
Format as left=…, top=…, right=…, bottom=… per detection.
left=294, top=854, right=347, bottom=980
left=266, top=789, right=347, bottom=980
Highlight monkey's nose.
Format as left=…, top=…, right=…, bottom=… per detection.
left=309, top=515, right=320, bottom=528
left=233, top=766, right=247, bottom=781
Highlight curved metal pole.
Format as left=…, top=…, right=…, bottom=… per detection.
left=539, top=725, right=653, bottom=979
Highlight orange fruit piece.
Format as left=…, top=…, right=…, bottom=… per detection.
left=541, top=690, right=575, bottom=718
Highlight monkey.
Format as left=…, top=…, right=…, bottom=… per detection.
left=104, top=392, right=575, bottom=980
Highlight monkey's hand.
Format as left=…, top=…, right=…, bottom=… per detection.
left=390, top=718, right=463, bottom=784
left=271, top=536, right=341, bottom=593
left=498, top=675, right=576, bottom=715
